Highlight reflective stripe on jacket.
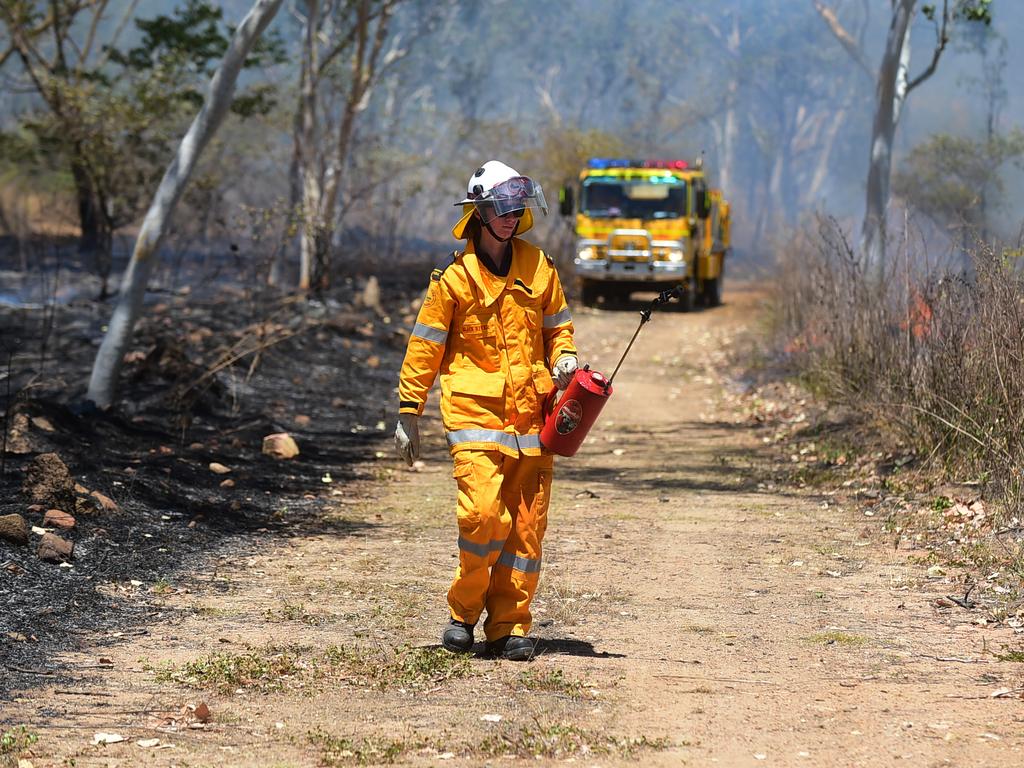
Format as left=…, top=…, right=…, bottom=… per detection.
left=397, top=237, right=576, bottom=457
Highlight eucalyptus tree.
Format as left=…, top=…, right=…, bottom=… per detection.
left=290, top=0, right=411, bottom=292
left=0, top=0, right=283, bottom=297
left=813, top=0, right=994, bottom=274
left=87, top=0, right=286, bottom=408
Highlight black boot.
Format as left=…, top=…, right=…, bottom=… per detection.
left=486, top=635, right=535, bottom=661
left=442, top=619, right=475, bottom=653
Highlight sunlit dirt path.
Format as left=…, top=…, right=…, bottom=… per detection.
left=8, top=285, right=1023, bottom=767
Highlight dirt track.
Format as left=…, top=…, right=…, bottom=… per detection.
left=5, top=285, right=1023, bottom=767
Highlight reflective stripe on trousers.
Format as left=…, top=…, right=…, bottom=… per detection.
left=447, top=449, right=553, bottom=642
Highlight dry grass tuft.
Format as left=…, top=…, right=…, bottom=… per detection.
left=772, top=217, right=1024, bottom=589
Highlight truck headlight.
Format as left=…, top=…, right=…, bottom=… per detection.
left=666, top=248, right=684, bottom=262
left=577, top=245, right=597, bottom=260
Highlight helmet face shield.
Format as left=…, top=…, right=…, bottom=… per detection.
left=472, top=176, right=548, bottom=223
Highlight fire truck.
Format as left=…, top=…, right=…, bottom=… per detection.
left=559, top=157, right=730, bottom=308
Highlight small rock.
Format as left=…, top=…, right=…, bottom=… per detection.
left=30, top=416, right=56, bottom=432
left=43, top=509, right=76, bottom=530
left=208, top=462, right=231, bottom=475
left=220, top=478, right=235, bottom=488
left=5, top=412, right=32, bottom=453
left=0, top=513, right=29, bottom=545
left=89, top=490, right=119, bottom=513
left=293, top=414, right=311, bottom=426
left=22, top=452, right=75, bottom=508
left=262, top=433, right=299, bottom=459
left=361, top=275, right=383, bottom=314
left=38, top=532, right=74, bottom=563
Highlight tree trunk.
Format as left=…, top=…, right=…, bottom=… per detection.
left=718, top=13, right=740, bottom=195
left=861, top=0, right=915, bottom=275
left=86, top=0, right=285, bottom=409
left=71, top=159, right=114, bottom=299
left=71, top=160, right=102, bottom=257
left=297, top=0, right=321, bottom=292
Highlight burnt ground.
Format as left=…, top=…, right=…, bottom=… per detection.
left=0, top=248, right=425, bottom=695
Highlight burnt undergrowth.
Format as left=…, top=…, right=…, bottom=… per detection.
left=0, top=248, right=430, bottom=699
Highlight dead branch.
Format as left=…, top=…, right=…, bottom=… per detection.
left=811, top=0, right=874, bottom=80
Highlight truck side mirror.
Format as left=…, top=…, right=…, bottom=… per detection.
left=559, top=185, right=574, bottom=217
left=693, top=179, right=710, bottom=219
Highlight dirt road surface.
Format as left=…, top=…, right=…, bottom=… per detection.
left=6, top=286, right=1022, bottom=767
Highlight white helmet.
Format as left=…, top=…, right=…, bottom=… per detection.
left=455, top=160, right=548, bottom=221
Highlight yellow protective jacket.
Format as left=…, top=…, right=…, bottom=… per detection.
left=398, top=237, right=576, bottom=457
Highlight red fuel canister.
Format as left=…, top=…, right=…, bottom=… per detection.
left=539, top=367, right=613, bottom=457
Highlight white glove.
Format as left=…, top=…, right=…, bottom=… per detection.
left=552, top=355, right=579, bottom=390
left=394, top=413, right=420, bottom=466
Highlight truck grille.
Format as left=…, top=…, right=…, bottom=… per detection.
left=607, top=234, right=649, bottom=262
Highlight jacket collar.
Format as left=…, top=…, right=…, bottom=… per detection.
left=462, top=239, right=536, bottom=308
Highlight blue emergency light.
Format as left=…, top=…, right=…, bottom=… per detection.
left=587, top=158, right=689, bottom=170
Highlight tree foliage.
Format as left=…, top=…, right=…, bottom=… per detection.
left=893, top=130, right=1024, bottom=232
left=0, top=0, right=284, bottom=294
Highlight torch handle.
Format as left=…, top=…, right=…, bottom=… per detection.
left=607, top=284, right=684, bottom=385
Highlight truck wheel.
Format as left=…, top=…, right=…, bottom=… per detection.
left=611, top=285, right=633, bottom=306
left=702, top=267, right=723, bottom=307
left=580, top=279, right=600, bottom=307
left=677, top=280, right=694, bottom=312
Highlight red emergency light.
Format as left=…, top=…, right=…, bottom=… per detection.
left=643, top=159, right=688, bottom=170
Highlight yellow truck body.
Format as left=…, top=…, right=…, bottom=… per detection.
left=559, top=158, right=730, bottom=308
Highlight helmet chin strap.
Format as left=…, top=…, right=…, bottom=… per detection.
left=483, top=218, right=519, bottom=242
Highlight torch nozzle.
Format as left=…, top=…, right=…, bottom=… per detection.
left=609, top=283, right=685, bottom=384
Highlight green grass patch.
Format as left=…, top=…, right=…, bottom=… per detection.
left=191, top=603, right=237, bottom=618
left=476, top=722, right=672, bottom=760
left=994, top=647, right=1024, bottom=662
left=323, top=644, right=473, bottom=690
left=806, top=631, right=869, bottom=647
left=153, top=645, right=306, bottom=694
left=514, top=667, right=588, bottom=699
left=155, top=643, right=473, bottom=696
left=263, top=601, right=332, bottom=626
left=1, top=726, right=38, bottom=756
left=309, top=728, right=419, bottom=766
left=680, top=624, right=715, bottom=634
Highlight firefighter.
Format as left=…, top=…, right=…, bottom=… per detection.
left=394, top=160, right=578, bottom=661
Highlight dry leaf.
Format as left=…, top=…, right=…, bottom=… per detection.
left=92, top=732, right=125, bottom=745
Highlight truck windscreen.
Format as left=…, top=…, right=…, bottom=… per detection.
left=581, top=179, right=687, bottom=219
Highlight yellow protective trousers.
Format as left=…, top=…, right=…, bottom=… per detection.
left=447, top=449, right=553, bottom=641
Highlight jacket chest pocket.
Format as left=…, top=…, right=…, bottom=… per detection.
left=501, top=292, right=542, bottom=335
left=456, top=313, right=501, bottom=373
left=461, top=313, right=497, bottom=339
